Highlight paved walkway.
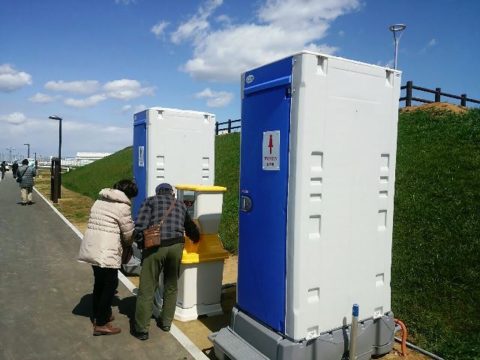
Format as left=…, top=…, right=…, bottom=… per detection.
left=0, top=174, right=195, bottom=360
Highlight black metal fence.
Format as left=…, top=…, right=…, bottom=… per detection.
left=215, top=82, right=480, bottom=135
left=400, top=81, right=480, bottom=107
left=215, top=119, right=241, bottom=135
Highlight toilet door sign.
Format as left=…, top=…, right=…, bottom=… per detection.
left=138, top=146, right=145, bottom=167
left=262, top=131, right=280, bottom=171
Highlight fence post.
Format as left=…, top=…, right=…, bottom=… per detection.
left=215, top=122, right=219, bottom=135
left=435, top=88, right=441, bottom=102
left=228, top=119, right=232, bottom=134
left=406, top=81, right=413, bottom=107
left=461, top=94, right=467, bottom=107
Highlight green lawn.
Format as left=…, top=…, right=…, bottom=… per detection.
left=392, top=108, right=480, bottom=358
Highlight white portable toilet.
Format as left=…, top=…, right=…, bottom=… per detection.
left=132, top=107, right=215, bottom=217
left=212, top=51, right=401, bottom=360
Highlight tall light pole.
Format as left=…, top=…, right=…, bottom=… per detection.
left=24, top=143, right=30, bottom=158
left=389, top=24, right=406, bottom=69
left=49, top=115, right=63, bottom=200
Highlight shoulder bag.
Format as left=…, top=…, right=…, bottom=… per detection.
left=16, top=167, right=28, bottom=183
left=143, top=200, right=176, bottom=249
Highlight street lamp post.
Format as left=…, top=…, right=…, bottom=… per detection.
left=389, top=24, right=407, bottom=69
left=24, top=143, right=30, bottom=158
left=49, top=115, right=62, bottom=163
left=49, top=115, right=63, bottom=200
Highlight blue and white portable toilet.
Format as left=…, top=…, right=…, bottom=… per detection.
left=132, top=107, right=215, bottom=217
left=212, top=51, right=401, bottom=360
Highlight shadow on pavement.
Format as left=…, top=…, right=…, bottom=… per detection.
left=72, top=293, right=93, bottom=322
left=117, top=295, right=137, bottom=320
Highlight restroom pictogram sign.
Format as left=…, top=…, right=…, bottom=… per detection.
left=263, top=130, right=280, bottom=171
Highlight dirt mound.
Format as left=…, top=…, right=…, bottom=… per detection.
left=400, top=102, right=468, bottom=114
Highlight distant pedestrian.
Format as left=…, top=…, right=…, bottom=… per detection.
left=78, top=179, right=138, bottom=336
left=17, top=159, right=36, bottom=205
left=0, top=161, right=6, bottom=180
left=12, top=161, right=18, bottom=178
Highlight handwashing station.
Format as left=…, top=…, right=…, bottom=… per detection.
left=154, top=184, right=229, bottom=321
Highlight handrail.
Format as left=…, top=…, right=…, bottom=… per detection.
left=401, top=81, right=480, bottom=106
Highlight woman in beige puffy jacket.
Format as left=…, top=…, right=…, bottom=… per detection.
left=78, top=179, right=138, bottom=336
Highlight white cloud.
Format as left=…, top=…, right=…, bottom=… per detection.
left=64, top=94, right=107, bottom=108
left=0, top=112, right=27, bottom=125
left=54, top=79, right=155, bottom=107
left=377, top=59, right=394, bottom=69
left=419, top=38, right=438, bottom=54
left=151, top=21, right=169, bottom=38
left=174, top=0, right=359, bottom=81
left=215, top=14, right=231, bottom=26
left=258, top=0, right=358, bottom=26
left=103, top=79, right=155, bottom=100
left=171, top=0, right=223, bottom=44
left=45, top=80, right=100, bottom=94
left=29, top=92, right=58, bottom=104
left=121, top=104, right=147, bottom=114
left=0, top=113, right=132, bottom=157
left=61, top=122, right=132, bottom=154
left=0, top=64, right=32, bottom=92
left=195, top=88, right=233, bottom=107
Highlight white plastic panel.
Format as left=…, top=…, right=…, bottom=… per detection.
left=193, top=192, right=224, bottom=234
left=143, top=108, right=215, bottom=197
left=286, top=52, right=401, bottom=340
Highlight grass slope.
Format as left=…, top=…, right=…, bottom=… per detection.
left=215, top=133, right=240, bottom=253
left=62, top=146, right=133, bottom=199
left=393, top=109, right=480, bottom=359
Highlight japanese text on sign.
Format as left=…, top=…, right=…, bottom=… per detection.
left=262, top=131, right=280, bottom=171
left=138, top=146, right=145, bottom=167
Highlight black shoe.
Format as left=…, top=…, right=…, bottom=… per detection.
left=159, top=325, right=171, bottom=332
left=27, top=201, right=33, bottom=205
left=132, top=330, right=149, bottom=340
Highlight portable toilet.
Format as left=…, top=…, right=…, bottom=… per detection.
left=132, top=107, right=215, bottom=217
left=154, top=184, right=229, bottom=321
left=212, top=51, right=401, bottom=360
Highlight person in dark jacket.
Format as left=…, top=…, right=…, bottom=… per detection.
left=12, top=161, right=18, bottom=178
left=132, top=183, right=200, bottom=341
left=18, top=159, right=36, bottom=205
left=0, top=161, right=6, bottom=180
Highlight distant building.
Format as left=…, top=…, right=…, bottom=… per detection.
left=74, top=152, right=112, bottom=166
left=48, top=152, right=112, bottom=167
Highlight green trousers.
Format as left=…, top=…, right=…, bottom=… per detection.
left=135, top=242, right=184, bottom=332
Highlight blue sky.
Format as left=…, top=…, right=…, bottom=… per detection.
left=1, top=0, right=479, bottom=159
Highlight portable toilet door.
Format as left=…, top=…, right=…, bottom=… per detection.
left=237, top=56, right=293, bottom=333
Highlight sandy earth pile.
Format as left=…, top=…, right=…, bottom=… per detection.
left=400, top=102, right=468, bottom=114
